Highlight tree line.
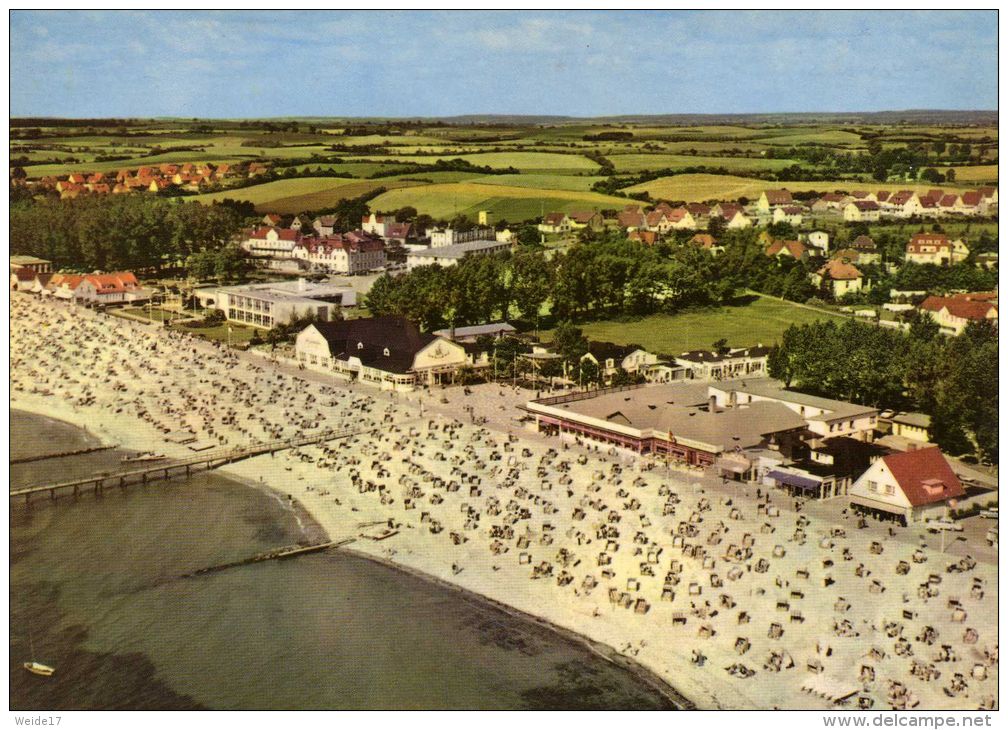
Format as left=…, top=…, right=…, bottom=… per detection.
left=768, top=316, right=997, bottom=463
left=9, top=195, right=245, bottom=273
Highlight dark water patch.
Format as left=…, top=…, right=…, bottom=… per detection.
left=521, top=660, right=676, bottom=711
left=10, top=582, right=205, bottom=711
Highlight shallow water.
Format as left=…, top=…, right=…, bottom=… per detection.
left=10, top=410, right=673, bottom=710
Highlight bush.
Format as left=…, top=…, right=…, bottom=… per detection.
left=203, top=308, right=226, bottom=326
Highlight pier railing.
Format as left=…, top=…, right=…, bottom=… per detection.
left=10, top=425, right=372, bottom=506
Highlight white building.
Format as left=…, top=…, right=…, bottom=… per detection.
left=242, top=227, right=302, bottom=259
left=196, top=279, right=356, bottom=328
left=295, top=316, right=469, bottom=391
left=806, top=231, right=829, bottom=253
left=848, top=447, right=964, bottom=523
left=406, top=240, right=510, bottom=270
left=675, top=346, right=771, bottom=381
left=292, top=235, right=386, bottom=274
left=708, top=379, right=879, bottom=441
left=428, top=226, right=496, bottom=248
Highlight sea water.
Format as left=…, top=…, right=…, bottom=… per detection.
left=10, top=410, right=673, bottom=710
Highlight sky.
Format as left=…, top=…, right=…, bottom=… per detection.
left=9, top=10, right=998, bottom=118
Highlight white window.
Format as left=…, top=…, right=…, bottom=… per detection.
left=867, top=480, right=878, bottom=493
left=884, top=484, right=895, bottom=496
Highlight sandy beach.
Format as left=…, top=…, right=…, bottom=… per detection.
left=10, top=293, right=998, bottom=710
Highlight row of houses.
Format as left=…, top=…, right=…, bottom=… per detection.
left=10, top=267, right=152, bottom=304
left=762, top=187, right=998, bottom=221
left=27, top=161, right=264, bottom=199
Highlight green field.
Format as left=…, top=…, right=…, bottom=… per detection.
left=608, top=153, right=799, bottom=173
left=185, top=176, right=425, bottom=213
left=368, top=182, right=634, bottom=220
left=465, top=173, right=607, bottom=191
left=542, top=296, right=849, bottom=355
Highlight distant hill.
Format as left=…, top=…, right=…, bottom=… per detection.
left=10, top=110, right=997, bottom=127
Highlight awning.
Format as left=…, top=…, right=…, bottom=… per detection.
left=767, top=469, right=822, bottom=492
left=719, top=461, right=750, bottom=474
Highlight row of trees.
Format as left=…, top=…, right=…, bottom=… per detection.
left=365, top=248, right=552, bottom=331
left=9, top=195, right=245, bottom=273
left=768, top=317, right=997, bottom=462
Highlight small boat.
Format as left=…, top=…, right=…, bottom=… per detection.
left=121, top=452, right=166, bottom=463
left=23, top=662, right=55, bottom=677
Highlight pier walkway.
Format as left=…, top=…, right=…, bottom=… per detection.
left=10, top=426, right=371, bottom=505
left=10, top=444, right=118, bottom=465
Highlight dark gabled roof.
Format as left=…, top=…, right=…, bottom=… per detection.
left=586, top=341, right=639, bottom=363
left=310, top=316, right=436, bottom=374
left=809, top=436, right=891, bottom=479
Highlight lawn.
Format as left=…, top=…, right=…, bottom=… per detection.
left=368, top=182, right=636, bottom=220
left=169, top=321, right=258, bottom=345
left=540, top=296, right=849, bottom=355
left=624, top=173, right=979, bottom=203
left=115, top=306, right=184, bottom=323
left=608, top=153, right=799, bottom=173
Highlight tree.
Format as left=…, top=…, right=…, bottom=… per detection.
left=944, top=168, right=956, bottom=183
left=552, top=320, right=588, bottom=368
left=511, top=248, right=552, bottom=323
left=516, top=225, right=541, bottom=247
left=711, top=338, right=729, bottom=355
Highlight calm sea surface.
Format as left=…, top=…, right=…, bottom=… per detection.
left=10, top=410, right=673, bottom=710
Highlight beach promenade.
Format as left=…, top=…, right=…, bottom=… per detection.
left=10, top=293, right=998, bottom=710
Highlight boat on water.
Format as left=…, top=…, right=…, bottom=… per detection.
left=23, top=662, right=55, bottom=677
left=23, top=631, right=54, bottom=677
left=121, top=452, right=166, bottom=463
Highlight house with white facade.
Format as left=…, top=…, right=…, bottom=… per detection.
left=848, top=447, right=964, bottom=523
left=295, top=316, right=468, bottom=391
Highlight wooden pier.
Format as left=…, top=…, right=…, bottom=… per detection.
left=181, top=538, right=356, bottom=578
left=10, top=444, right=118, bottom=465
left=10, top=426, right=370, bottom=506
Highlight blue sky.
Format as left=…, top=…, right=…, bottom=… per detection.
left=10, top=10, right=997, bottom=118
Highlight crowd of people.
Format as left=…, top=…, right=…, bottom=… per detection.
left=10, top=293, right=998, bottom=711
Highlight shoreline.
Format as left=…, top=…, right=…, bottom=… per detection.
left=339, top=544, right=694, bottom=710
left=9, top=400, right=693, bottom=710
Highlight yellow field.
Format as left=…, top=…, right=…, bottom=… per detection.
left=624, top=174, right=979, bottom=203
left=949, top=165, right=998, bottom=182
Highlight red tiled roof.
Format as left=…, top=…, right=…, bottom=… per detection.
left=543, top=212, right=567, bottom=225
left=960, top=191, right=982, bottom=206
left=851, top=235, right=876, bottom=250
left=628, top=230, right=658, bottom=245
left=939, top=194, right=959, bottom=207
left=618, top=208, right=646, bottom=228
left=763, top=189, right=792, bottom=205
left=852, top=200, right=879, bottom=211
left=817, top=259, right=862, bottom=281
left=920, top=295, right=996, bottom=320
left=690, top=233, right=716, bottom=249
left=765, top=239, right=807, bottom=259
left=882, top=447, right=964, bottom=507
left=876, top=191, right=891, bottom=202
